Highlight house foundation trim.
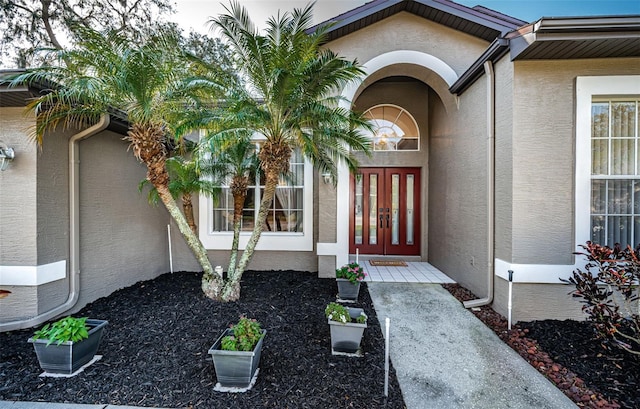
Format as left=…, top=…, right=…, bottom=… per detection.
left=495, top=258, right=582, bottom=284
left=0, top=260, right=66, bottom=286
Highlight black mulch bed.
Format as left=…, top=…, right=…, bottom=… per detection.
left=443, top=284, right=640, bottom=409
left=0, top=271, right=405, bottom=409
left=518, top=320, right=640, bottom=409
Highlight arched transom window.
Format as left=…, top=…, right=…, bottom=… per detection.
left=363, top=104, right=419, bottom=151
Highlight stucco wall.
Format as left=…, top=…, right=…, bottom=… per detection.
left=327, top=12, right=489, bottom=78
left=494, top=57, right=514, bottom=262
left=510, top=57, right=640, bottom=265
left=0, top=107, right=38, bottom=265
left=493, top=277, right=583, bottom=322
left=0, top=107, right=39, bottom=320
left=69, top=130, right=172, bottom=311
left=428, top=75, right=489, bottom=297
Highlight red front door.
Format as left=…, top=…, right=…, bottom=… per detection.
left=349, top=168, right=421, bottom=255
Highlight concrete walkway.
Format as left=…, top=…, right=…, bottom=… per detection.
left=367, top=282, right=577, bottom=409
left=0, top=282, right=577, bottom=409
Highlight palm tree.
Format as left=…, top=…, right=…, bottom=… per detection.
left=206, top=1, right=372, bottom=300
left=198, top=131, right=259, bottom=298
left=139, top=151, right=219, bottom=234
left=10, top=26, right=229, bottom=299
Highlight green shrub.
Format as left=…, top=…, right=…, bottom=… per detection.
left=221, top=317, right=264, bottom=351
left=32, top=316, right=89, bottom=346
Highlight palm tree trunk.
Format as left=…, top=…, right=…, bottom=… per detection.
left=227, top=190, right=246, bottom=282
left=181, top=193, right=197, bottom=234
left=155, top=184, right=223, bottom=299
left=223, top=169, right=279, bottom=301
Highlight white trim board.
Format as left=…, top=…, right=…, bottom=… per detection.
left=0, top=260, right=67, bottom=286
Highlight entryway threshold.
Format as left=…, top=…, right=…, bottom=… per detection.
left=349, top=256, right=455, bottom=284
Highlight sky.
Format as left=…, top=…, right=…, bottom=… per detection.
left=174, top=0, right=640, bottom=34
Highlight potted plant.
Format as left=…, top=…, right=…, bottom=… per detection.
left=208, top=317, right=266, bottom=389
left=28, top=316, right=108, bottom=375
left=335, top=262, right=366, bottom=301
left=325, top=302, right=367, bottom=355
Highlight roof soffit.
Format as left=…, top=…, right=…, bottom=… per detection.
left=312, top=0, right=524, bottom=43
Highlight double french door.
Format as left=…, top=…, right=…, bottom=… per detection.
left=349, top=168, right=421, bottom=255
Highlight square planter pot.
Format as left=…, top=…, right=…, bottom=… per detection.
left=208, top=328, right=266, bottom=388
left=28, top=319, right=108, bottom=375
left=328, top=307, right=367, bottom=354
left=336, top=278, right=360, bottom=301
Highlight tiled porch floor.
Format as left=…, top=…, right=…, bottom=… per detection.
left=353, top=259, right=456, bottom=284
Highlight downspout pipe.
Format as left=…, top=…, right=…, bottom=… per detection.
left=464, top=61, right=495, bottom=309
left=0, top=114, right=110, bottom=331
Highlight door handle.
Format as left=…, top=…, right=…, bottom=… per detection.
left=386, top=214, right=390, bottom=228
left=379, top=213, right=384, bottom=228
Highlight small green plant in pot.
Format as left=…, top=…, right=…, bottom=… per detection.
left=208, top=316, right=267, bottom=389
left=28, top=316, right=108, bottom=375
left=335, top=262, right=367, bottom=301
left=325, top=302, right=367, bottom=355
left=32, top=316, right=90, bottom=345
left=220, top=317, right=264, bottom=351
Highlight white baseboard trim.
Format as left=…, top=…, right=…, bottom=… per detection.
left=0, top=260, right=67, bottom=286
left=494, top=258, right=584, bottom=284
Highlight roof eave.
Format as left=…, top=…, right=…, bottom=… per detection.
left=449, top=38, right=509, bottom=95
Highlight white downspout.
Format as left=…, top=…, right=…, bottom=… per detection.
left=464, top=61, right=495, bottom=309
left=0, top=114, right=110, bottom=331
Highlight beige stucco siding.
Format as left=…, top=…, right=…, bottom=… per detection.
left=510, top=57, right=640, bottom=265
left=0, top=107, right=38, bottom=265
left=0, top=107, right=39, bottom=320
left=70, top=130, right=171, bottom=310
left=327, top=12, right=489, bottom=78
left=428, top=75, right=489, bottom=296
left=493, top=278, right=583, bottom=322
left=494, top=57, right=514, bottom=262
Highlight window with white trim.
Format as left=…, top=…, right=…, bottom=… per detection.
left=590, top=99, right=640, bottom=247
left=212, top=148, right=305, bottom=233
left=200, top=147, right=313, bottom=251
left=362, top=104, right=419, bottom=151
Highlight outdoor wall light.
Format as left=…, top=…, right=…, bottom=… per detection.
left=322, top=172, right=333, bottom=185
left=0, top=141, right=15, bottom=171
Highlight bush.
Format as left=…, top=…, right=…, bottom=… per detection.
left=221, top=317, right=263, bottom=351
left=563, top=242, right=639, bottom=355
left=32, top=316, right=89, bottom=346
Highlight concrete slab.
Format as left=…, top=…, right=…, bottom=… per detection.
left=367, top=282, right=577, bottom=409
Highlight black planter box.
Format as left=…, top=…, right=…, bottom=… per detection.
left=28, top=319, right=108, bottom=375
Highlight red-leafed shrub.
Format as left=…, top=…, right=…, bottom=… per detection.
left=563, top=242, right=640, bottom=355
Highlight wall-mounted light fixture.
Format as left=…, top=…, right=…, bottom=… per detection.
left=0, top=141, right=15, bottom=171
left=322, top=172, right=333, bottom=185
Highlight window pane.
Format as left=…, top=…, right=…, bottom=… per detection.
left=591, top=180, right=606, bottom=214
left=591, top=139, right=608, bottom=175
left=391, top=174, right=399, bottom=245
left=611, top=139, right=635, bottom=175
left=607, top=215, right=633, bottom=248
left=354, top=175, right=363, bottom=245
left=591, top=102, right=609, bottom=138
left=369, top=174, right=377, bottom=245
left=611, top=102, right=636, bottom=138
left=591, top=215, right=606, bottom=244
left=406, top=174, right=414, bottom=245
left=607, top=180, right=633, bottom=214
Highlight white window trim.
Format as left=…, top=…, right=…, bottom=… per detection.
left=199, top=158, right=313, bottom=251
left=495, top=75, right=640, bottom=283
